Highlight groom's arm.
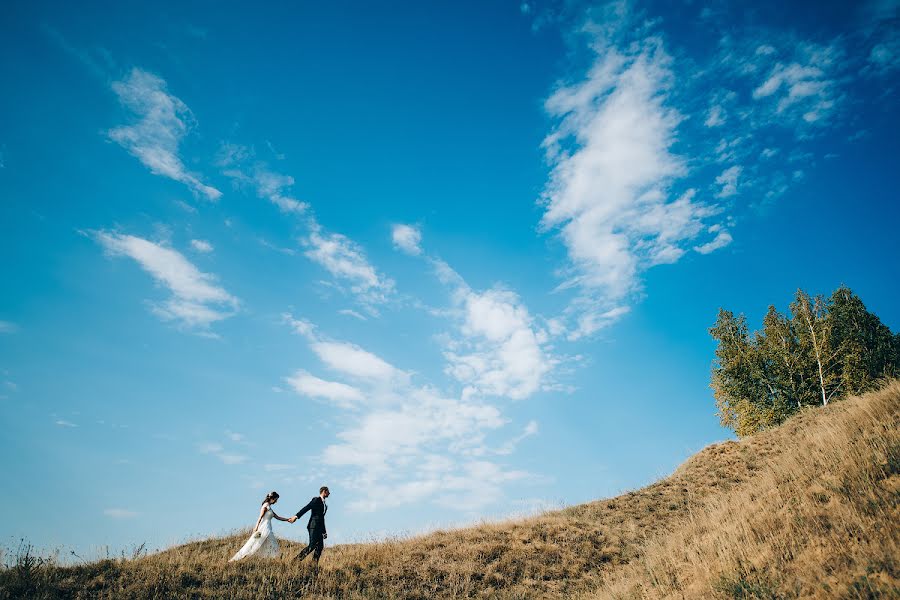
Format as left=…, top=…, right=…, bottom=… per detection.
left=295, top=497, right=315, bottom=519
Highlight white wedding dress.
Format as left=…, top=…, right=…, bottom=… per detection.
left=229, top=504, right=280, bottom=561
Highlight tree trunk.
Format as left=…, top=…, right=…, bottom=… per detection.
left=800, top=297, right=828, bottom=406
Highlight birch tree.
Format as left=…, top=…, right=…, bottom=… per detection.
left=791, top=290, right=840, bottom=406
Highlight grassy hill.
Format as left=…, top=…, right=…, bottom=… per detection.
left=3, top=382, right=898, bottom=599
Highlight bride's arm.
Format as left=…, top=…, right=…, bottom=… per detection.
left=271, top=510, right=290, bottom=522
left=253, top=503, right=268, bottom=532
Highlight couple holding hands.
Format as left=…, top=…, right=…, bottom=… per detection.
left=230, top=486, right=330, bottom=563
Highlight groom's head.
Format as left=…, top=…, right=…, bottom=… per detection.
left=319, top=486, right=330, bottom=498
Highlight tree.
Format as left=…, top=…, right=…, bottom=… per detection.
left=791, top=290, right=840, bottom=406
left=709, top=309, right=794, bottom=437
left=757, top=305, right=817, bottom=410
left=829, top=285, right=900, bottom=394
left=709, top=286, right=898, bottom=437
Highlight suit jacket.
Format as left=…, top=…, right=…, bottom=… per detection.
left=295, top=496, right=327, bottom=533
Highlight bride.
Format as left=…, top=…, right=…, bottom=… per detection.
left=229, top=491, right=292, bottom=561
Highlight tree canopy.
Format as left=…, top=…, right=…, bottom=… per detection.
left=710, top=286, right=900, bottom=436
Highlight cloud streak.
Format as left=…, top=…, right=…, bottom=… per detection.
left=109, top=68, right=221, bottom=200
left=93, top=231, right=238, bottom=330
left=303, top=223, right=395, bottom=309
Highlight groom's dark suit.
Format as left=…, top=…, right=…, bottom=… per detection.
left=295, top=496, right=327, bottom=562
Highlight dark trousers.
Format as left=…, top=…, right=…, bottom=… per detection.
left=297, top=528, right=324, bottom=562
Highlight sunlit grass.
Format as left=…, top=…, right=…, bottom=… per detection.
left=2, top=382, right=897, bottom=599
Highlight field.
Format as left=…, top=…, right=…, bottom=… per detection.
left=2, top=382, right=898, bottom=599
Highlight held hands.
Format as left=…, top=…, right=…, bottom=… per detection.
left=287, top=516, right=298, bottom=523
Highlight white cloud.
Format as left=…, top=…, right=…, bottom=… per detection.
left=715, top=165, right=742, bottom=198
left=252, top=168, right=307, bottom=213
left=303, top=224, right=395, bottom=307
left=264, top=464, right=295, bottom=472
left=217, top=144, right=307, bottom=214
left=493, top=420, right=539, bottom=455
left=284, top=313, right=402, bottom=382
left=93, top=231, right=238, bottom=329
left=190, top=239, right=213, bottom=253
left=104, top=508, right=139, bottom=519
left=0, top=321, right=17, bottom=334
left=218, top=454, right=248, bottom=465
left=198, top=440, right=248, bottom=465
left=225, top=430, right=246, bottom=443
left=109, top=68, right=221, bottom=200
left=443, top=285, right=553, bottom=400
left=283, top=313, right=316, bottom=338
left=285, top=370, right=365, bottom=409
left=391, top=224, right=423, bottom=255
left=705, top=104, right=725, bottom=127
left=55, top=420, right=78, bottom=428
left=539, top=29, right=722, bottom=338
left=218, top=144, right=389, bottom=309
left=750, top=43, right=840, bottom=125
left=311, top=341, right=400, bottom=381
left=868, top=38, right=900, bottom=74
left=322, top=387, right=514, bottom=512
left=283, top=317, right=527, bottom=513
left=694, top=229, right=733, bottom=254
left=338, top=309, right=367, bottom=321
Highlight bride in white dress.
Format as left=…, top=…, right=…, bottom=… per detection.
left=230, top=491, right=291, bottom=561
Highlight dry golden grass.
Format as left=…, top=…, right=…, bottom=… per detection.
left=2, top=382, right=897, bottom=599
left=585, top=380, right=900, bottom=600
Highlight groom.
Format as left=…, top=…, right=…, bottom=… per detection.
left=289, top=486, right=330, bottom=562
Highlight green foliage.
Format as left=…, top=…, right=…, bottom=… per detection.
left=710, top=286, right=900, bottom=436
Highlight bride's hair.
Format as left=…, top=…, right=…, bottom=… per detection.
left=262, top=491, right=279, bottom=505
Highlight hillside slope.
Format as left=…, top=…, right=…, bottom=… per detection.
left=3, top=382, right=898, bottom=599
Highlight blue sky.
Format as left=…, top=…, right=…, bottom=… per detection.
left=1, top=0, right=898, bottom=556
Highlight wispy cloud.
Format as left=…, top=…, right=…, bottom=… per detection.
left=286, top=312, right=403, bottom=382
left=391, top=224, right=423, bottom=255
left=705, top=103, right=726, bottom=127
left=435, top=261, right=555, bottom=400
left=0, top=321, right=17, bottom=334
left=539, top=18, right=725, bottom=338
left=104, top=508, right=139, bottom=519
left=751, top=47, right=841, bottom=124
left=493, top=420, right=539, bottom=456
left=198, top=440, right=248, bottom=465
left=284, top=315, right=528, bottom=512
left=338, top=308, right=367, bottom=321
left=311, top=341, right=401, bottom=381
left=321, top=383, right=522, bottom=512
left=190, top=239, right=214, bottom=253
left=303, top=223, right=395, bottom=309
left=42, top=25, right=114, bottom=81
left=55, top=419, right=78, bottom=428
left=93, top=231, right=238, bottom=330
left=218, top=142, right=392, bottom=311
left=285, top=370, right=365, bottom=409
left=264, top=464, right=295, bottom=472
left=218, top=145, right=307, bottom=214
left=109, top=68, right=221, bottom=200
left=694, top=226, right=733, bottom=254
left=715, top=166, right=742, bottom=198
left=225, top=430, right=248, bottom=444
